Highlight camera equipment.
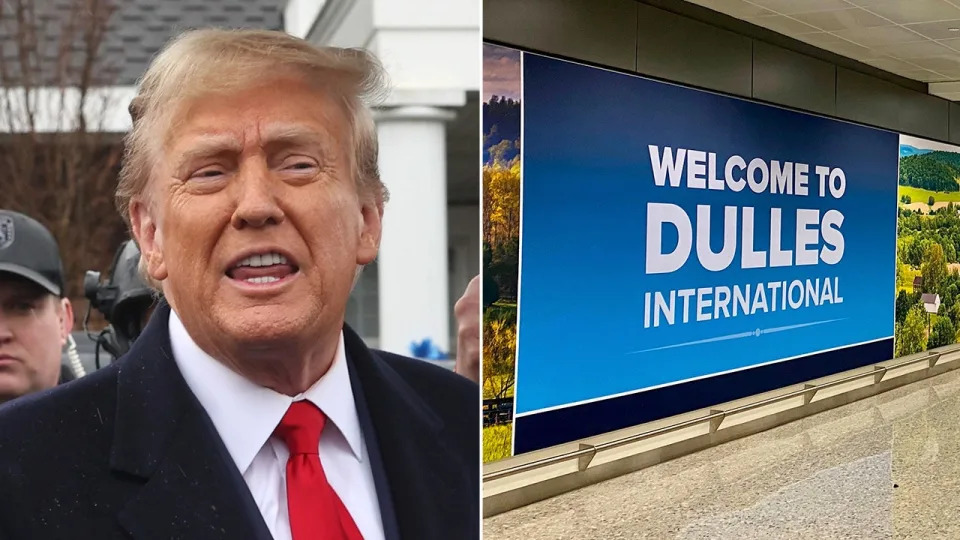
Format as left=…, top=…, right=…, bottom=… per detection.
left=83, top=240, right=155, bottom=367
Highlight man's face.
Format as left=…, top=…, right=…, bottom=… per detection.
left=131, top=76, right=381, bottom=356
left=0, top=277, right=72, bottom=403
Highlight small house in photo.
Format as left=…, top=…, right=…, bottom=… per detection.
left=922, top=293, right=941, bottom=314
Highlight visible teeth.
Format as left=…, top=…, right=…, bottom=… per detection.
left=244, top=276, right=280, bottom=284
left=236, top=252, right=288, bottom=268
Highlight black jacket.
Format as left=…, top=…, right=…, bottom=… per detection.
left=0, top=303, right=478, bottom=539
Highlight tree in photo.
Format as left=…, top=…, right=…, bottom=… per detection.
left=482, top=96, right=520, bottom=164
left=896, top=289, right=919, bottom=325
left=483, top=158, right=520, bottom=247
left=482, top=158, right=521, bottom=300
left=489, top=237, right=519, bottom=300
left=482, top=313, right=516, bottom=402
left=945, top=242, right=958, bottom=263
left=921, top=243, right=948, bottom=296
left=897, top=304, right=928, bottom=357
left=905, top=237, right=927, bottom=267
left=948, top=300, right=960, bottom=330
left=893, top=255, right=907, bottom=291
left=900, top=152, right=960, bottom=192
left=0, top=0, right=126, bottom=316
left=929, top=195, right=936, bottom=206
left=895, top=258, right=903, bottom=290
left=929, top=316, right=957, bottom=349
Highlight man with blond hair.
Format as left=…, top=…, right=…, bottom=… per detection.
left=0, top=29, right=478, bottom=540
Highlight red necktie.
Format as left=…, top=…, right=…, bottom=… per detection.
left=274, top=400, right=364, bottom=540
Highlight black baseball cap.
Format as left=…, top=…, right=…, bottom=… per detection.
left=0, top=210, right=66, bottom=297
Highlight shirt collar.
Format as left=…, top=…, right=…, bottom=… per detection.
left=167, top=309, right=364, bottom=473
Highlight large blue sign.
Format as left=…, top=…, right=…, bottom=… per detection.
left=515, top=53, right=899, bottom=419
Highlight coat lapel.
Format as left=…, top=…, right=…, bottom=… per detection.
left=110, top=303, right=273, bottom=540
left=108, top=305, right=475, bottom=540
left=344, top=326, right=478, bottom=540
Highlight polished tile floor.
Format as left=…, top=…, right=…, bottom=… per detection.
left=484, top=368, right=960, bottom=539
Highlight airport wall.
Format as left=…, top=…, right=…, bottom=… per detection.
left=481, top=0, right=960, bottom=458
left=484, top=0, right=959, bottom=144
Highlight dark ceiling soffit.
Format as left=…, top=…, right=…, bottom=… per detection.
left=636, top=0, right=929, bottom=95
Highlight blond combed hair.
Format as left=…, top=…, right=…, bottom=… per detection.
left=116, top=29, right=388, bottom=223
left=114, top=28, right=390, bottom=289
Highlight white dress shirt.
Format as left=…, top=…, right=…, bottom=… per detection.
left=168, top=310, right=385, bottom=540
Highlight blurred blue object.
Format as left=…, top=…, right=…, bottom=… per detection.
left=409, top=338, right=448, bottom=360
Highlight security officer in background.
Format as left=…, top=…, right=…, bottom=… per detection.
left=0, top=210, right=76, bottom=405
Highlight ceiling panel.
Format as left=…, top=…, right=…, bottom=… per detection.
left=911, top=55, right=960, bottom=71
left=793, top=31, right=849, bottom=46
left=831, top=24, right=932, bottom=46
left=744, top=0, right=855, bottom=15
left=789, top=8, right=890, bottom=31
left=940, top=36, right=960, bottom=47
left=874, top=39, right=956, bottom=58
left=745, top=14, right=821, bottom=34
left=859, top=0, right=960, bottom=24
left=686, top=0, right=960, bottom=98
left=904, top=19, right=960, bottom=39
left=864, top=55, right=927, bottom=72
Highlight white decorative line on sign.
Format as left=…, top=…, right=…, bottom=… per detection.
left=627, top=318, right=848, bottom=355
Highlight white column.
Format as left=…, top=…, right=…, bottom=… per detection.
left=375, top=105, right=455, bottom=357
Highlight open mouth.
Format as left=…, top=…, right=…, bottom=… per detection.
left=225, top=251, right=300, bottom=285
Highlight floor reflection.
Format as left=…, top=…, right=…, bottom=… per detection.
left=892, top=391, right=960, bottom=538
left=484, top=369, right=960, bottom=539
left=678, top=452, right=892, bottom=539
